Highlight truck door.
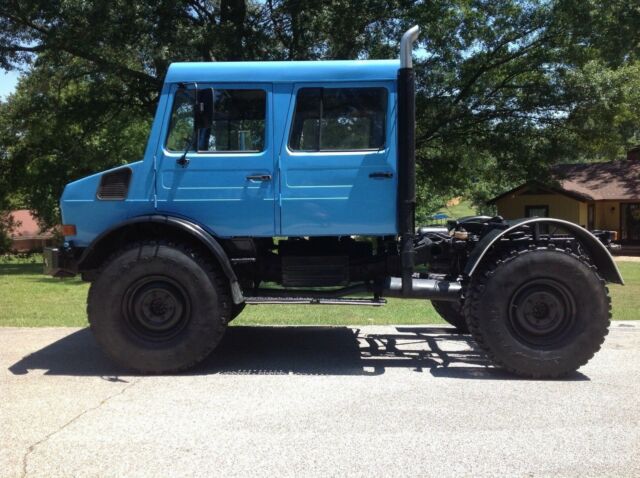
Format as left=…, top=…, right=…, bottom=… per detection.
left=279, top=83, right=397, bottom=236
left=156, top=83, right=275, bottom=237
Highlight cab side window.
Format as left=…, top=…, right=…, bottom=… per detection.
left=289, top=87, right=387, bottom=152
left=166, top=89, right=195, bottom=152
left=166, top=88, right=267, bottom=153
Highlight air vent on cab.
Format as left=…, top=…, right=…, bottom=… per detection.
left=97, top=168, right=132, bottom=200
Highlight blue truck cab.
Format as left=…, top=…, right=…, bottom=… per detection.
left=62, top=59, right=399, bottom=243
left=45, top=27, right=623, bottom=377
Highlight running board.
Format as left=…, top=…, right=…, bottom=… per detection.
left=245, top=296, right=386, bottom=306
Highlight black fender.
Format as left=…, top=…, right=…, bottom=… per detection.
left=464, top=217, right=624, bottom=285
left=77, top=215, right=244, bottom=304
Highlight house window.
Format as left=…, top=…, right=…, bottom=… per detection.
left=621, top=203, right=640, bottom=241
left=525, top=205, right=549, bottom=234
left=525, top=205, right=549, bottom=218
left=587, top=204, right=595, bottom=230
left=166, top=88, right=267, bottom=153
left=289, top=87, right=387, bottom=151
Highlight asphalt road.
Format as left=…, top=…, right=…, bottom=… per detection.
left=2, top=322, right=639, bottom=477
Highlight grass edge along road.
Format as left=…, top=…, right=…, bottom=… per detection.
left=1, top=257, right=638, bottom=327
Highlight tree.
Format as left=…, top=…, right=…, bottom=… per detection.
left=0, top=0, right=401, bottom=225
left=0, top=0, right=639, bottom=228
left=408, top=0, right=640, bottom=213
left=0, top=99, right=19, bottom=252
left=0, top=1, right=271, bottom=224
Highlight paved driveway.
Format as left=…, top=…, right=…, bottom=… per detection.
left=2, top=322, right=639, bottom=477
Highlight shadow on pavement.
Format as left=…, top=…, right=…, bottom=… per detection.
left=8, top=325, right=588, bottom=381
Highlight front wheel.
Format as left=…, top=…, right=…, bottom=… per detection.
left=463, top=247, right=611, bottom=378
left=87, top=242, right=231, bottom=373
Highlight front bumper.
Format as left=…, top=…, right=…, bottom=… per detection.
left=43, top=247, right=78, bottom=277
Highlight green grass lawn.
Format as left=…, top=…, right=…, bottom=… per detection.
left=0, top=258, right=443, bottom=327
left=0, top=257, right=638, bottom=327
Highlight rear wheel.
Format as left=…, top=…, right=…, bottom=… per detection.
left=431, top=300, right=469, bottom=333
left=463, top=247, right=610, bottom=378
left=87, top=242, right=231, bottom=373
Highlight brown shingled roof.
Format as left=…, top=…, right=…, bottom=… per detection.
left=552, top=160, right=640, bottom=201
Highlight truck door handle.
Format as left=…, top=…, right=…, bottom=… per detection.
left=369, top=171, right=393, bottom=179
left=246, top=174, right=272, bottom=182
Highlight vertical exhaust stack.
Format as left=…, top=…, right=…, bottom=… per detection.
left=397, top=25, right=420, bottom=295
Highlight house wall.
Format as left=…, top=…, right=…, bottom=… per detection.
left=495, top=193, right=584, bottom=225
left=595, top=201, right=620, bottom=232
left=578, top=202, right=588, bottom=227
left=497, top=194, right=624, bottom=234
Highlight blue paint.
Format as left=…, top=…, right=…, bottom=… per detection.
left=59, top=60, right=401, bottom=246
left=156, top=82, right=277, bottom=236
left=279, top=81, right=397, bottom=236
left=165, top=60, right=399, bottom=84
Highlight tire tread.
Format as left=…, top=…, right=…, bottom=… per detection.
left=87, top=240, right=231, bottom=374
left=463, top=246, right=611, bottom=378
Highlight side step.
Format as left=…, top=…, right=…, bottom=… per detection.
left=245, top=296, right=386, bottom=306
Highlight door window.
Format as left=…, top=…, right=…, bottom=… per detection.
left=288, top=87, right=387, bottom=151
left=166, top=89, right=195, bottom=152
left=166, top=88, right=267, bottom=153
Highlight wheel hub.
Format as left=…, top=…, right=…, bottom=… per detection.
left=123, top=276, right=191, bottom=341
left=508, top=279, right=575, bottom=347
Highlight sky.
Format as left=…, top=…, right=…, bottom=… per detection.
left=0, top=69, right=20, bottom=100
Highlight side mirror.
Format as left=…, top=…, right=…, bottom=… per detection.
left=195, top=88, right=214, bottom=130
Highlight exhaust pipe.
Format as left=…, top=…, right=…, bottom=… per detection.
left=397, top=25, right=420, bottom=296
left=400, top=25, right=420, bottom=68
left=384, top=277, right=462, bottom=301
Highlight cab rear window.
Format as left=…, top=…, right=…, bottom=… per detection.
left=289, top=87, right=387, bottom=152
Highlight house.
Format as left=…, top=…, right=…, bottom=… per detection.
left=7, top=209, right=56, bottom=252
left=490, top=147, right=640, bottom=243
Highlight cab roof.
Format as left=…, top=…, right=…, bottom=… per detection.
left=165, top=60, right=400, bottom=84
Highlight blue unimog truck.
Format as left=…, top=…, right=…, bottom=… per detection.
left=44, top=27, right=623, bottom=377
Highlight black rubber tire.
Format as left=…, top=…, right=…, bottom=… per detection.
left=87, top=242, right=231, bottom=373
left=463, top=246, right=611, bottom=378
left=431, top=300, right=469, bottom=333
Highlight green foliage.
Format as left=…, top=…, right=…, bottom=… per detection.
left=0, top=216, right=14, bottom=254
left=0, top=1, right=639, bottom=225
left=436, top=199, right=478, bottom=221
left=0, top=101, right=17, bottom=250
left=561, top=61, right=640, bottom=160
left=0, top=62, right=151, bottom=225
left=410, top=1, right=640, bottom=214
